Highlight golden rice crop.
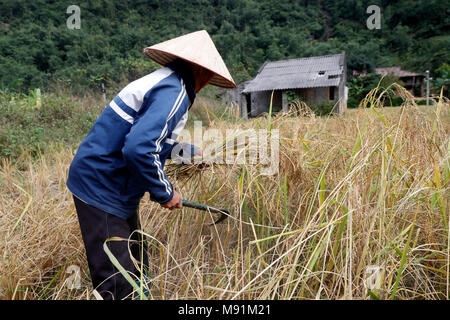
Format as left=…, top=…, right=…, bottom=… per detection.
left=0, top=86, right=448, bottom=300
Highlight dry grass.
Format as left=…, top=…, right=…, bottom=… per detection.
left=0, top=86, right=449, bottom=300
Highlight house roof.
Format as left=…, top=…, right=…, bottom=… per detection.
left=242, top=53, right=345, bottom=93
left=375, top=66, right=424, bottom=78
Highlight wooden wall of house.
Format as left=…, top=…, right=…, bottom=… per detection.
left=247, top=85, right=344, bottom=118
left=295, top=88, right=312, bottom=104
left=297, top=87, right=332, bottom=105
left=250, top=91, right=272, bottom=116
left=271, top=90, right=283, bottom=112
left=315, top=87, right=330, bottom=104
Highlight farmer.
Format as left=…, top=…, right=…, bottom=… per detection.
left=66, top=30, right=236, bottom=300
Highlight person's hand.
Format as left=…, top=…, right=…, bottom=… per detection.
left=161, top=190, right=182, bottom=210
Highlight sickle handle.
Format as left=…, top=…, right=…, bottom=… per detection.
left=182, top=200, right=229, bottom=224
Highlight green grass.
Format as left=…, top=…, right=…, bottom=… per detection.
left=0, top=90, right=103, bottom=160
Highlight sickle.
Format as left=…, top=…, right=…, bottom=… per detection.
left=182, top=200, right=229, bottom=225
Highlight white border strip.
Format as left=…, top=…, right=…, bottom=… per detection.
left=110, top=101, right=134, bottom=124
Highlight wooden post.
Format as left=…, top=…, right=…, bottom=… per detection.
left=101, top=83, right=106, bottom=102
left=240, top=94, right=248, bottom=120
left=282, top=91, right=288, bottom=114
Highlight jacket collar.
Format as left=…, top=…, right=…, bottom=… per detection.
left=166, top=61, right=196, bottom=108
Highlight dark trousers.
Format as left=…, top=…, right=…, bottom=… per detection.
left=73, top=196, right=149, bottom=300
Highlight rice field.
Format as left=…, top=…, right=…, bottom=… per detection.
left=0, top=86, right=449, bottom=300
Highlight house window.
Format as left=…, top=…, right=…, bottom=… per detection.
left=329, top=86, right=335, bottom=100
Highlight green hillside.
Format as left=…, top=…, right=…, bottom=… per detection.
left=0, top=0, right=449, bottom=92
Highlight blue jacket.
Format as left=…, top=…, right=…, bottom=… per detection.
left=67, top=63, right=196, bottom=219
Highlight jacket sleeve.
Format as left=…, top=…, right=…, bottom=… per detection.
left=122, top=82, right=188, bottom=204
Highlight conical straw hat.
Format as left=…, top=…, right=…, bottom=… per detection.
left=143, top=30, right=236, bottom=89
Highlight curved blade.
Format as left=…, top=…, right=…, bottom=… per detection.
left=182, top=200, right=229, bottom=225
left=211, top=208, right=229, bottom=225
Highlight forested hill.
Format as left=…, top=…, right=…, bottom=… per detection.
left=0, top=0, right=449, bottom=92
